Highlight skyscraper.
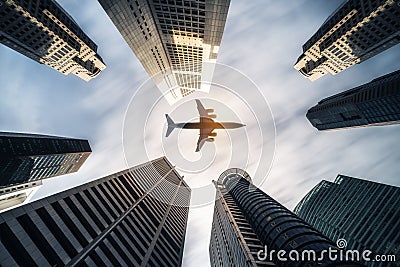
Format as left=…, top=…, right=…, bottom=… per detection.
left=294, top=0, right=400, bottom=81
left=98, top=0, right=230, bottom=104
left=306, top=69, right=400, bottom=130
left=0, top=0, right=106, bottom=81
left=0, top=132, right=91, bottom=187
left=294, top=174, right=400, bottom=267
left=0, top=157, right=191, bottom=266
left=0, top=180, right=42, bottom=213
left=209, top=168, right=361, bottom=266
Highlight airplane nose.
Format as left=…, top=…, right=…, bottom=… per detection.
left=235, top=123, right=245, bottom=128
left=221, top=122, right=246, bottom=128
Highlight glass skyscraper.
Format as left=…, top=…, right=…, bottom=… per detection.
left=209, top=168, right=361, bottom=266
left=0, top=132, right=91, bottom=188
left=0, top=0, right=106, bottom=81
left=98, top=0, right=230, bottom=104
left=294, top=0, right=400, bottom=81
left=0, top=157, right=191, bottom=266
left=306, top=70, right=400, bottom=130
left=294, top=174, right=400, bottom=267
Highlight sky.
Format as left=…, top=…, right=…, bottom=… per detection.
left=0, top=0, right=400, bottom=266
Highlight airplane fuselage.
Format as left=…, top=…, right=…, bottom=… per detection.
left=165, top=100, right=246, bottom=151
left=175, top=121, right=245, bottom=129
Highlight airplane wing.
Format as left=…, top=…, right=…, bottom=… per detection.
left=195, top=99, right=217, bottom=151
left=195, top=136, right=207, bottom=152
left=196, top=99, right=217, bottom=119
left=196, top=99, right=207, bottom=117
left=195, top=128, right=214, bottom=152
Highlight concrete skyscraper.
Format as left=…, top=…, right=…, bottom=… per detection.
left=209, top=168, right=362, bottom=266
left=0, top=0, right=106, bottom=81
left=294, top=0, right=400, bottom=81
left=0, top=157, right=191, bottom=266
left=0, top=132, right=91, bottom=188
left=306, top=70, right=400, bottom=130
left=294, top=175, right=400, bottom=266
left=98, top=0, right=230, bottom=104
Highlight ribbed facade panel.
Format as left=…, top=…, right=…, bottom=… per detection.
left=0, top=157, right=191, bottom=267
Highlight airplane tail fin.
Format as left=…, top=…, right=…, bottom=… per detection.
left=165, top=114, right=176, bottom=137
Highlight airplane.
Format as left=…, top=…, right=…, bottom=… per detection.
left=165, top=99, right=245, bottom=152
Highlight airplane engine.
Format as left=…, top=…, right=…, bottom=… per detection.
left=206, top=109, right=214, bottom=113
left=208, top=114, right=217, bottom=118
left=208, top=133, right=217, bottom=137
left=205, top=138, right=215, bottom=142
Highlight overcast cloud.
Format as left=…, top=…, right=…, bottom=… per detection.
left=0, top=0, right=399, bottom=266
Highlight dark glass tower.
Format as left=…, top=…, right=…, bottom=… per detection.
left=0, top=132, right=91, bottom=187
left=294, top=175, right=400, bottom=267
left=97, top=0, right=230, bottom=104
left=0, top=157, right=191, bottom=266
left=209, top=168, right=363, bottom=266
left=307, top=70, right=400, bottom=130
left=294, top=0, right=400, bottom=81
left=0, top=0, right=106, bottom=81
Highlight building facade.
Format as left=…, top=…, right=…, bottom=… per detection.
left=294, top=0, right=400, bottom=81
left=306, top=69, right=400, bottom=130
left=98, top=0, right=230, bottom=104
left=209, top=168, right=361, bottom=266
left=294, top=175, right=400, bottom=266
left=209, top=169, right=275, bottom=266
left=0, top=0, right=106, bottom=81
left=0, top=180, right=42, bottom=213
left=0, top=132, right=91, bottom=187
left=0, top=157, right=191, bottom=266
